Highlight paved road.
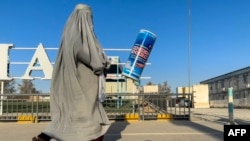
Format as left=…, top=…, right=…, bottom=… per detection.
left=191, top=108, right=250, bottom=125
left=0, top=108, right=249, bottom=141
left=0, top=120, right=223, bottom=141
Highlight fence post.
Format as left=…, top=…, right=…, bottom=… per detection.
left=36, top=94, right=39, bottom=123
left=0, top=81, right=4, bottom=115
left=31, top=94, right=34, bottom=123
left=141, top=94, right=144, bottom=120
left=188, top=93, right=191, bottom=119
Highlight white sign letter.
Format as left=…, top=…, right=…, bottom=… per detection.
left=21, top=43, right=53, bottom=79
left=235, top=129, right=240, bottom=136
left=241, top=129, right=246, bottom=136
left=228, top=129, right=235, bottom=136
left=0, top=44, right=13, bottom=80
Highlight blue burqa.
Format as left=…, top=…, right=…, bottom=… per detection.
left=42, top=4, right=110, bottom=141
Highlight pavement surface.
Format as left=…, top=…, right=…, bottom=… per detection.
left=190, top=108, right=250, bottom=125
left=0, top=108, right=249, bottom=141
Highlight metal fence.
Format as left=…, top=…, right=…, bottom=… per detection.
left=0, top=93, right=192, bottom=122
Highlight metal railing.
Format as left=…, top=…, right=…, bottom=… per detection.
left=0, top=93, right=192, bottom=122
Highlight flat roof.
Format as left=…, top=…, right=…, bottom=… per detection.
left=200, top=66, right=250, bottom=84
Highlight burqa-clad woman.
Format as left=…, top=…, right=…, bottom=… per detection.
left=33, top=4, right=110, bottom=141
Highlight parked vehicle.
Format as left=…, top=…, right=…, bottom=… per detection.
left=179, top=99, right=192, bottom=107
left=175, top=98, right=192, bottom=107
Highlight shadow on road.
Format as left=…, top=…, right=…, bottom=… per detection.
left=104, top=120, right=130, bottom=141
left=170, top=119, right=223, bottom=140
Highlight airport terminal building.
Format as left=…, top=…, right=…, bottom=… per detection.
left=200, top=66, right=250, bottom=108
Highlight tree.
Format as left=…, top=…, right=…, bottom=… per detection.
left=146, top=81, right=153, bottom=85
left=18, top=80, right=39, bottom=99
left=145, top=80, right=171, bottom=93
left=158, top=81, right=171, bottom=93
left=0, top=80, right=17, bottom=94
left=18, top=80, right=37, bottom=94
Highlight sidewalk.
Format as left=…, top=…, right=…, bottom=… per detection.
left=191, top=108, right=250, bottom=125
left=0, top=120, right=223, bottom=141
left=0, top=108, right=249, bottom=141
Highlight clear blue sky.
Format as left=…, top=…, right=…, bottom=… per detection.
left=1, top=0, right=250, bottom=93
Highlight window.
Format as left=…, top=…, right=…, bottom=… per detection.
left=243, top=73, right=248, bottom=84
left=221, top=80, right=224, bottom=88
left=235, top=77, right=239, bottom=90
left=215, top=82, right=218, bottom=92
left=243, top=93, right=246, bottom=98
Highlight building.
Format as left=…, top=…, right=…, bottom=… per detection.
left=105, top=56, right=139, bottom=95
left=143, top=85, right=159, bottom=93
left=176, top=85, right=209, bottom=108
left=200, top=66, right=250, bottom=108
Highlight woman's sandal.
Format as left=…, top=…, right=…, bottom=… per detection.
left=32, top=136, right=45, bottom=141
left=32, top=133, right=52, bottom=141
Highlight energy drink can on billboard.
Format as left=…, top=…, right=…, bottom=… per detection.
left=122, top=29, right=157, bottom=81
